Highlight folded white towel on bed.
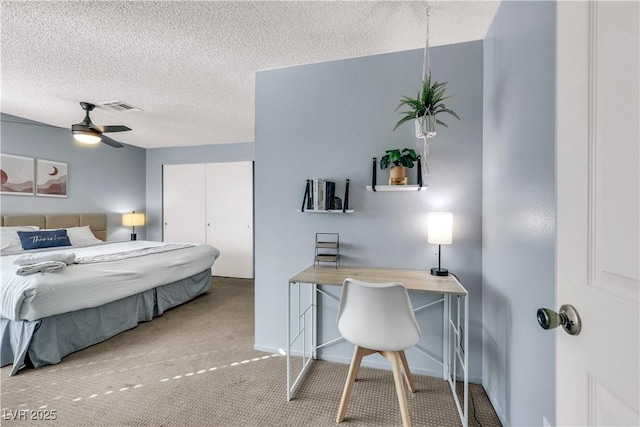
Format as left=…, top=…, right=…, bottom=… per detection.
left=15, top=261, right=67, bottom=276
left=13, top=252, right=76, bottom=266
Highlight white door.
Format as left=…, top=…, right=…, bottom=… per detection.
left=205, top=161, right=254, bottom=279
left=556, top=1, right=639, bottom=425
left=163, top=164, right=206, bottom=244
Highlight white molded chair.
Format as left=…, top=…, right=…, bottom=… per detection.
left=336, top=278, right=422, bottom=427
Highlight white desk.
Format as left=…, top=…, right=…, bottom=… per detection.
left=286, top=265, right=469, bottom=427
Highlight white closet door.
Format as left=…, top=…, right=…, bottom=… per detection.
left=205, top=161, right=253, bottom=279
left=163, top=164, right=206, bottom=244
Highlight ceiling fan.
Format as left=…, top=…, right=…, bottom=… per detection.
left=71, top=102, right=131, bottom=148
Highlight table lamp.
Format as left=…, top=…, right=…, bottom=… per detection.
left=122, top=211, right=145, bottom=241
left=428, top=212, right=453, bottom=276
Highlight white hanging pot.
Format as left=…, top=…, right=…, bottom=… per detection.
left=415, top=114, right=437, bottom=139
left=413, top=117, right=432, bottom=177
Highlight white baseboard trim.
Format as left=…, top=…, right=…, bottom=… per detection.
left=254, top=344, right=284, bottom=354
left=317, top=353, right=446, bottom=378
left=253, top=345, right=482, bottom=383
left=483, top=377, right=508, bottom=426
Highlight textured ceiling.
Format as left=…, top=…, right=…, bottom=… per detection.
left=1, top=1, right=500, bottom=149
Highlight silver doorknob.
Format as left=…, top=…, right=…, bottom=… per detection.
left=537, top=304, right=582, bottom=335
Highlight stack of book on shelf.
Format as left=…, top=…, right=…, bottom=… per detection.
left=300, top=178, right=350, bottom=212
left=306, top=178, right=333, bottom=210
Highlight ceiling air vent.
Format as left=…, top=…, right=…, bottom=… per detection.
left=98, top=100, right=142, bottom=112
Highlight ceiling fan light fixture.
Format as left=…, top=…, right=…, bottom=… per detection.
left=73, top=130, right=102, bottom=144
left=70, top=101, right=130, bottom=148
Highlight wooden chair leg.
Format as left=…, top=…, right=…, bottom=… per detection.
left=382, top=351, right=412, bottom=427
left=337, top=346, right=373, bottom=423
left=398, top=350, right=416, bottom=393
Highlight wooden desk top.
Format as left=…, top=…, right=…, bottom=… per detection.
left=289, top=265, right=467, bottom=296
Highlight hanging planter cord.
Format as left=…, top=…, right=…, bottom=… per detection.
left=418, top=5, right=432, bottom=175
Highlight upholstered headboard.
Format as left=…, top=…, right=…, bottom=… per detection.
left=1, top=214, right=107, bottom=241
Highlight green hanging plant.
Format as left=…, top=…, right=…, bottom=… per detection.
left=393, top=73, right=460, bottom=131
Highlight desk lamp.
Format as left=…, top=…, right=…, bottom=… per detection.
left=428, top=212, right=453, bottom=276
left=122, top=211, right=145, bottom=241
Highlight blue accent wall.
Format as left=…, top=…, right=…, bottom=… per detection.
left=482, top=1, right=557, bottom=425
left=254, top=42, right=484, bottom=381
left=1, top=114, right=146, bottom=241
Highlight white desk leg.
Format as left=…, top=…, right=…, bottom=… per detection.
left=286, top=280, right=292, bottom=401
left=446, top=292, right=469, bottom=427
left=463, top=293, right=469, bottom=427
left=286, top=281, right=317, bottom=401
left=443, top=294, right=449, bottom=380
left=312, top=283, right=318, bottom=360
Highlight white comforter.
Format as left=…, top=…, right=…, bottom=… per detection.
left=1, top=241, right=220, bottom=322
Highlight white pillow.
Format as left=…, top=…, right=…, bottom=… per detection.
left=0, top=226, right=40, bottom=231
left=66, top=226, right=102, bottom=246
left=1, top=226, right=41, bottom=254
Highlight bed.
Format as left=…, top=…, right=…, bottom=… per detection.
left=0, top=213, right=220, bottom=375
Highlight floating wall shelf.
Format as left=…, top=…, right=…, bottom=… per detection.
left=300, top=178, right=351, bottom=213
left=369, top=156, right=426, bottom=192
left=366, top=185, right=427, bottom=192
left=297, top=209, right=354, bottom=213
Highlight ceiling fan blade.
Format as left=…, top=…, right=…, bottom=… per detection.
left=91, top=125, right=131, bottom=133
left=72, top=123, right=91, bottom=131
left=100, top=134, right=124, bottom=148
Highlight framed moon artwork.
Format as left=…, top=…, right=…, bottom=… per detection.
left=36, top=159, right=68, bottom=197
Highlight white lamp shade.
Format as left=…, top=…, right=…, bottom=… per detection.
left=122, top=212, right=145, bottom=227
left=428, top=212, right=453, bottom=245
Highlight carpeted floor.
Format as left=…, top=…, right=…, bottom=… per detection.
left=1, top=278, right=501, bottom=426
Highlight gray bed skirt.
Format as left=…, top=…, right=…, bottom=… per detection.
left=1, top=269, right=212, bottom=376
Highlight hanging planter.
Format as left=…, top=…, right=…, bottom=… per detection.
left=415, top=114, right=437, bottom=139
left=393, top=74, right=460, bottom=135
left=391, top=7, right=460, bottom=176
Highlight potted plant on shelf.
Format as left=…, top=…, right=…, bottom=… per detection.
left=392, top=73, right=460, bottom=138
left=380, top=148, right=418, bottom=185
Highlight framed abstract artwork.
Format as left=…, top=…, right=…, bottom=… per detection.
left=0, top=154, right=35, bottom=195
left=36, top=159, right=68, bottom=197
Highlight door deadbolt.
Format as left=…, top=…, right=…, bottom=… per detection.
left=537, top=304, right=582, bottom=336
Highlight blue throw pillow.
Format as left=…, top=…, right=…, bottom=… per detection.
left=17, top=229, right=72, bottom=250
